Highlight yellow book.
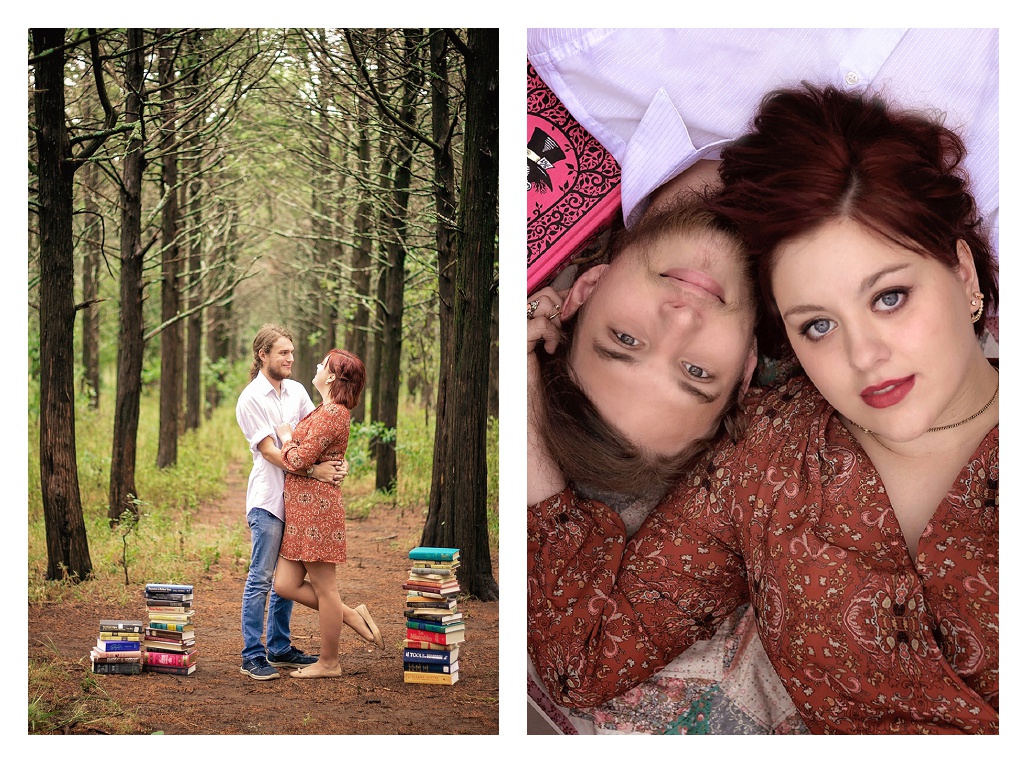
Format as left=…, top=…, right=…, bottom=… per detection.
left=404, top=670, right=459, bottom=686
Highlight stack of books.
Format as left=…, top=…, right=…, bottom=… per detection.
left=142, top=583, right=197, bottom=675
left=90, top=619, right=144, bottom=674
left=402, top=547, right=463, bottom=686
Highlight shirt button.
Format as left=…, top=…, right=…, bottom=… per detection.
left=844, top=71, right=860, bottom=86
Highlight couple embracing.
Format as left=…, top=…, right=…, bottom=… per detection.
left=235, top=324, right=385, bottom=681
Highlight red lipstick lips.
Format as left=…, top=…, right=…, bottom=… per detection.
left=860, top=376, right=915, bottom=409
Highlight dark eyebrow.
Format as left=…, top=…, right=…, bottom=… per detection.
left=781, top=263, right=912, bottom=321
left=591, top=340, right=720, bottom=404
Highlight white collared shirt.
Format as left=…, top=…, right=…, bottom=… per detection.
left=235, top=373, right=315, bottom=520
left=527, top=28, right=998, bottom=259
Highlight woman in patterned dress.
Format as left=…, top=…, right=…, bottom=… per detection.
left=271, top=349, right=385, bottom=678
left=528, top=84, right=998, bottom=732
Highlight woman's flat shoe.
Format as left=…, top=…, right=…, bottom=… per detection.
left=355, top=603, right=385, bottom=649
left=290, top=663, right=341, bottom=678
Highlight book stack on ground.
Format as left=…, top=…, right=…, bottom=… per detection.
left=402, top=547, right=463, bottom=686
left=90, top=619, right=144, bottom=674
left=142, top=583, right=197, bottom=676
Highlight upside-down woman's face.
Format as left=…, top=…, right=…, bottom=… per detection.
left=771, top=217, right=987, bottom=441
left=566, top=231, right=758, bottom=457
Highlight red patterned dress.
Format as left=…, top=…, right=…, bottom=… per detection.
left=528, top=374, right=998, bottom=734
left=280, top=402, right=351, bottom=564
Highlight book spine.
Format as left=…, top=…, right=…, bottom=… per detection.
left=407, top=548, right=459, bottom=562
left=97, top=640, right=142, bottom=652
left=403, top=640, right=456, bottom=651
left=406, top=628, right=461, bottom=645
left=92, top=662, right=142, bottom=674
left=144, top=584, right=194, bottom=594
left=403, top=648, right=457, bottom=663
left=403, top=670, right=458, bottom=685
left=405, top=619, right=463, bottom=633
left=145, top=651, right=195, bottom=667
left=143, top=664, right=195, bottom=675
left=403, top=661, right=458, bottom=673
left=146, top=624, right=191, bottom=636
left=99, top=621, right=143, bottom=632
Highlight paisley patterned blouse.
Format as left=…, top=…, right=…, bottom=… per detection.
left=528, top=374, right=998, bottom=734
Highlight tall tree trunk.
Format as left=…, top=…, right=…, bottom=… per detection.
left=488, top=286, right=499, bottom=418
left=108, top=27, right=146, bottom=523
left=33, top=27, right=92, bottom=579
left=206, top=202, right=236, bottom=417
left=426, top=27, right=458, bottom=529
left=80, top=155, right=101, bottom=410
left=345, top=39, right=375, bottom=425
left=183, top=39, right=204, bottom=432
left=422, top=28, right=499, bottom=601
left=374, top=29, right=420, bottom=493
left=157, top=30, right=182, bottom=468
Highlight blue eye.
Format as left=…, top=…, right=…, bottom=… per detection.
left=615, top=332, right=639, bottom=347
left=684, top=363, right=709, bottom=379
left=875, top=290, right=907, bottom=311
left=802, top=318, right=835, bottom=341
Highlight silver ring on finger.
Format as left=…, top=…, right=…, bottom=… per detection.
left=527, top=299, right=540, bottom=319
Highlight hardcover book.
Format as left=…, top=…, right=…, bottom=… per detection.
left=96, top=639, right=143, bottom=652
left=144, top=593, right=194, bottom=603
left=144, top=583, right=194, bottom=594
left=404, top=660, right=459, bottom=674
left=527, top=59, right=622, bottom=294
left=148, top=621, right=193, bottom=632
left=406, top=628, right=465, bottom=646
left=99, top=620, right=143, bottom=633
left=91, top=660, right=143, bottom=675
left=404, top=647, right=460, bottom=665
left=98, top=632, right=142, bottom=641
left=143, top=663, right=197, bottom=676
left=406, top=619, right=464, bottom=634
left=408, top=547, right=460, bottom=562
left=146, top=640, right=198, bottom=653
left=403, top=639, right=458, bottom=652
left=144, top=649, right=197, bottom=667
left=403, top=670, right=459, bottom=686
left=90, top=649, right=141, bottom=662
left=404, top=610, right=463, bottom=623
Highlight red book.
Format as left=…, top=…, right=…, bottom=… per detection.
left=144, top=649, right=197, bottom=667
left=527, top=59, right=621, bottom=294
left=406, top=627, right=465, bottom=646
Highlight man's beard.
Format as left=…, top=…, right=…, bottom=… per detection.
left=267, top=365, right=291, bottom=382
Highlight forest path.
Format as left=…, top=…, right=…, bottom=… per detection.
left=27, top=460, right=499, bottom=735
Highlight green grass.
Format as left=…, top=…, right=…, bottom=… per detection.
left=28, top=361, right=500, bottom=602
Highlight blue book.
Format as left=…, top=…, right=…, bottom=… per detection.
left=96, top=639, right=141, bottom=652
left=408, top=547, right=460, bottom=562
left=404, top=647, right=459, bottom=665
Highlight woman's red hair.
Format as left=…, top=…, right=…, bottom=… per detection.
left=324, top=349, right=366, bottom=409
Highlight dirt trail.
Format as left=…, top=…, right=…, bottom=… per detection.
left=27, top=463, right=499, bottom=735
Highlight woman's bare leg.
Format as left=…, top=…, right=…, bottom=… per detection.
left=273, top=556, right=318, bottom=610
left=305, top=562, right=343, bottom=669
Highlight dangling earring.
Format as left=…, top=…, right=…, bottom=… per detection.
left=970, top=291, right=984, bottom=323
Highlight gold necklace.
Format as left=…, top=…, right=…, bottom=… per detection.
left=850, top=382, right=998, bottom=436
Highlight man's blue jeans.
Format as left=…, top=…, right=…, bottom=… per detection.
left=241, top=507, right=293, bottom=662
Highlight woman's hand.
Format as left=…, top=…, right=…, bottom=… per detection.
left=275, top=422, right=294, bottom=443
left=310, top=460, right=346, bottom=484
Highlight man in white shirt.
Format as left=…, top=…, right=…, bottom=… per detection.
left=235, top=324, right=345, bottom=680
